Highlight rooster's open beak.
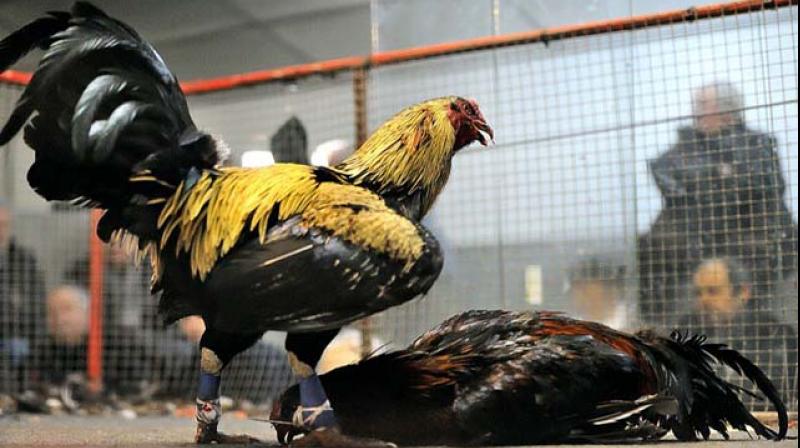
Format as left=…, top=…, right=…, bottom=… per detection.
left=474, top=120, right=494, bottom=146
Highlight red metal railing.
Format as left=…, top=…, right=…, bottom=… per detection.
left=87, top=210, right=104, bottom=393
left=1, top=0, right=795, bottom=94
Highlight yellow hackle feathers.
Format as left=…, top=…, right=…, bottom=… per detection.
left=158, top=164, right=320, bottom=279
left=338, top=97, right=457, bottom=217
left=109, top=229, right=163, bottom=286
left=156, top=165, right=425, bottom=280
left=300, top=183, right=424, bottom=269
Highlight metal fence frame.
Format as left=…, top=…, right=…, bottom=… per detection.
left=0, top=0, right=796, bottom=410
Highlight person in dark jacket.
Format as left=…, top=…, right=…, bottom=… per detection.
left=0, top=203, right=46, bottom=390
left=677, top=257, right=797, bottom=409
left=639, top=81, right=797, bottom=324
left=270, top=116, right=308, bottom=164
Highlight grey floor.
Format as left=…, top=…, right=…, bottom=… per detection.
left=0, top=415, right=796, bottom=447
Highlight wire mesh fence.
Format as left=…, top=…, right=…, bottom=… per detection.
left=0, top=1, right=796, bottom=415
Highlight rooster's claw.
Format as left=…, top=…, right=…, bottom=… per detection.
left=195, top=423, right=261, bottom=444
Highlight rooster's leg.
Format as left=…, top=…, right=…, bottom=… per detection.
left=285, top=329, right=341, bottom=431
left=195, top=328, right=263, bottom=444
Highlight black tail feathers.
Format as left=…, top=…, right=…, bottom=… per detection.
left=691, top=333, right=789, bottom=440
left=0, top=12, right=70, bottom=74
left=0, top=11, right=70, bottom=145
left=569, top=394, right=676, bottom=442
left=1, top=2, right=222, bottom=240
left=644, top=330, right=788, bottom=441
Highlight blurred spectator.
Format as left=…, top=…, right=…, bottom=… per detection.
left=33, top=285, right=157, bottom=396
left=33, top=286, right=89, bottom=385
left=64, top=242, right=156, bottom=334
left=566, top=258, right=631, bottom=330
left=0, top=201, right=46, bottom=386
left=155, top=315, right=294, bottom=403
left=57, top=242, right=158, bottom=395
left=774, top=272, right=798, bottom=330
left=56, top=241, right=293, bottom=402
left=639, top=81, right=797, bottom=323
left=47, top=286, right=89, bottom=347
left=271, top=116, right=309, bottom=164
left=678, top=258, right=797, bottom=403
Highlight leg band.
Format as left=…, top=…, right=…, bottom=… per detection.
left=297, top=375, right=337, bottom=429
left=198, top=372, right=221, bottom=401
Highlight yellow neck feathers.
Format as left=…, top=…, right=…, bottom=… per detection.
left=158, top=164, right=321, bottom=278
left=154, top=164, right=425, bottom=280
left=337, top=98, right=456, bottom=218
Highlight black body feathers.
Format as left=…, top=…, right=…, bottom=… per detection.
left=0, top=2, right=223, bottom=241
left=273, top=310, right=788, bottom=445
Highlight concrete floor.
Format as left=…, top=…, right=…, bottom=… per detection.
left=0, top=415, right=796, bottom=447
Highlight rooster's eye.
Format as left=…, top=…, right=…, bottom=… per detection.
left=464, top=103, right=476, bottom=116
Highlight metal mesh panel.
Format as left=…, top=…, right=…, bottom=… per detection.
left=630, top=7, right=798, bottom=410
left=0, top=3, right=796, bottom=417
left=0, top=76, right=362, bottom=406
left=188, top=75, right=356, bottom=166
left=367, top=51, right=505, bottom=347
left=0, top=84, right=97, bottom=397
left=370, top=5, right=798, bottom=412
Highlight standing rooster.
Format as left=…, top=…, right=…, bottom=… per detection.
left=271, top=310, right=788, bottom=446
left=0, top=3, right=492, bottom=445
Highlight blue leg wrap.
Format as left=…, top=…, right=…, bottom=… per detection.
left=298, top=374, right=337, bottom=429
left=198, top=372, right=221, bottom=400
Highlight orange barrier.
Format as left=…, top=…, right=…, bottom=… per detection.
left=182, top=0, right=797, bottom=94
left=0, top=69, right=31, bottom=86
left=87, top=209, right=104, bottom=393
